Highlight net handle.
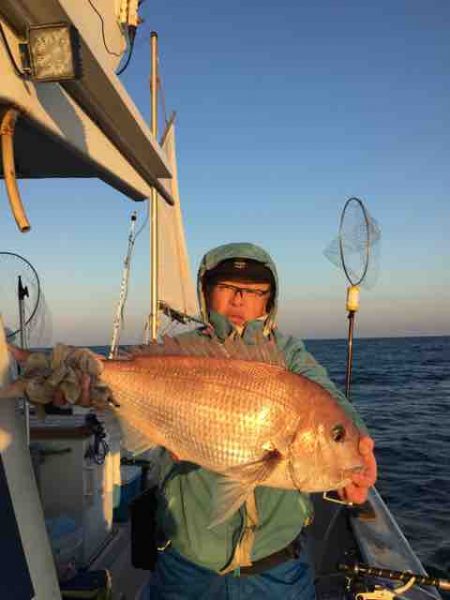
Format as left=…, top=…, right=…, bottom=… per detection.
left=338, top=197, right=371, bottom=286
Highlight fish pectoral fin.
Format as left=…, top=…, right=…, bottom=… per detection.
left=114, top=412, right=159, bottom=457
left=222, top=450, right=282, bottom=483
left=208, top=478, right=254, bottom=529
left=208, top=451, right=281, bottom=529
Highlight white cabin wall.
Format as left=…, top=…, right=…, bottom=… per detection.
left=0, top=320, right=61, bottom=599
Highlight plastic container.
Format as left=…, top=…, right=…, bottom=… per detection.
left=113, top=465, right=142, bottom=522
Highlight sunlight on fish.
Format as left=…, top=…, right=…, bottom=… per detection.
left=3, top=336, right=364, bottom=526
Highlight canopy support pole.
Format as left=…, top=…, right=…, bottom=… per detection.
left=149, top=31, right=159, bottom=343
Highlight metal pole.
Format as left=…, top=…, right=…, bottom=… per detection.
left=17, top=276, right=30, bottom=444
left=149, top=31, right=159, bottom=343
left=344, top=285, right=359, bottom=401
left=345, top=311, right=355, bottom=400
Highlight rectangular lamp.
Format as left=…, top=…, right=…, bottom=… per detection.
left=27, top=23, right=81, bottom=82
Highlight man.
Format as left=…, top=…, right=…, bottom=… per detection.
left=148, top=242, right=377, bottom=599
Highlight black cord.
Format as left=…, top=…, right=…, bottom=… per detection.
left=84, top=413, right=110, bottom=465
left=117, top=26, right=137, bottom=75
left=87, top=0, right=123, bottom=57
left=0, top=22, right=26, bottom=78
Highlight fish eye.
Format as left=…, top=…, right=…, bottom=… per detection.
left=331, top=424, right=346, bottom=443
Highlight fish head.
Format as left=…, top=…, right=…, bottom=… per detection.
left=288, top=399, right=364, bottom=493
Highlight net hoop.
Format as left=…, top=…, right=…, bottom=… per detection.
left=338, top=197, right=371, bottom=286
left=0, top=251, right=41, bottom=339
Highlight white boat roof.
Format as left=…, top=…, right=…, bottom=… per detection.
left=0, top=0, right=174, bottom=204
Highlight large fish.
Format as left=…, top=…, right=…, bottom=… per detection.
left=1, top=336, right=364, bottom=524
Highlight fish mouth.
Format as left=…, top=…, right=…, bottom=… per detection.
left=340, top=464, right=364, bottom=483
left=345, top=464, right=364, bottom=476
left=330, top=464, right=365, bottom=491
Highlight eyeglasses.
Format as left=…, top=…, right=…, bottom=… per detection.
left=215, top=283, right=271, bottom=299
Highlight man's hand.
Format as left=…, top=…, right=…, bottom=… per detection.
left=7, top=344, right=31, bottom=363
left=58, top=371, right=93, bottom=407
left=8, top=343, right=92, bottom=408
left=339, top=436, right=377, bottom=504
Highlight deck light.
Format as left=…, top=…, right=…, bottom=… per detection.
left=26, top=23, right=81, bottom=82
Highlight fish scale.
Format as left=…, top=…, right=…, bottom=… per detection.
left=103, top=357, right=286, bottom=469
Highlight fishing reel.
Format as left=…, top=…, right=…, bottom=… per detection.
left=339, top=562, right=449, bottom=600
left=347, top=576, right=417, bottom=600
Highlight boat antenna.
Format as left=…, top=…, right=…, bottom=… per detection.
left=108, top=211, right=138, bottom=359
left=324, top=197, right=381, bottom=400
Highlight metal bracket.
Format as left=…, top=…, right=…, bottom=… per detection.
left=323, top=491, right=354, bottom=507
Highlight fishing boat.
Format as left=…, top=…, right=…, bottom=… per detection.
left=0, top=2, right=447, bottom=599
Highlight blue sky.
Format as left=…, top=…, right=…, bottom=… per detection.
left=1, top=0, right=449, bottom=345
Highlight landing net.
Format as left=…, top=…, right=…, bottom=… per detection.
left=324, top=197, right=381, bottom=289
left=0, top=251, right=52, bottom=349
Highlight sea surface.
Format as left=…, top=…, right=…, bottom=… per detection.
left=305, top=335, right=450, bottom=588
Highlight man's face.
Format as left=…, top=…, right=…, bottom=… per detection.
left=208, top=279, right=271, bottom=327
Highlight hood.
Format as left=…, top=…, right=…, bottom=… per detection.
left=197, top=242, right=279, bottom=334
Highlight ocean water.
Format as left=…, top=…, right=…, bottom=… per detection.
left=305, top=335, right=450, bottom=586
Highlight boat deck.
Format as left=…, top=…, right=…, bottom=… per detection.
left=88, top=492, right=443, bottom=600
left=89, top=494, right=358, bottom=600
left=90, top=521, right=149, bottom=600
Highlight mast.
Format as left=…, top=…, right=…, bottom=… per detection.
left=149, top=31, right=159, bottom=342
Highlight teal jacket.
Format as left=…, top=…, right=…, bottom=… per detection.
left=156, top=243, right=367, bottom=573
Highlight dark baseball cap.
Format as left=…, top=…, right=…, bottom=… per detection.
left=204, top=258, right=274, bottom=286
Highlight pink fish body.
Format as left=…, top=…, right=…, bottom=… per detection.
left=2, top=338, right=364, bottom=523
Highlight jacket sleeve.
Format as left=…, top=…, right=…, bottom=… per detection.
left=275, top=332, right=368, bottom=434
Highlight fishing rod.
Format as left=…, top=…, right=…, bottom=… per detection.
left=339, top=562, right=450, bottom=598
left=159, top=301, right=206, bottom=327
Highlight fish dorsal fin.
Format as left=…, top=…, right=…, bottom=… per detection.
left=209, top=479, right=253, bottom=529
left=131, top=333, right=286, bottom=368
